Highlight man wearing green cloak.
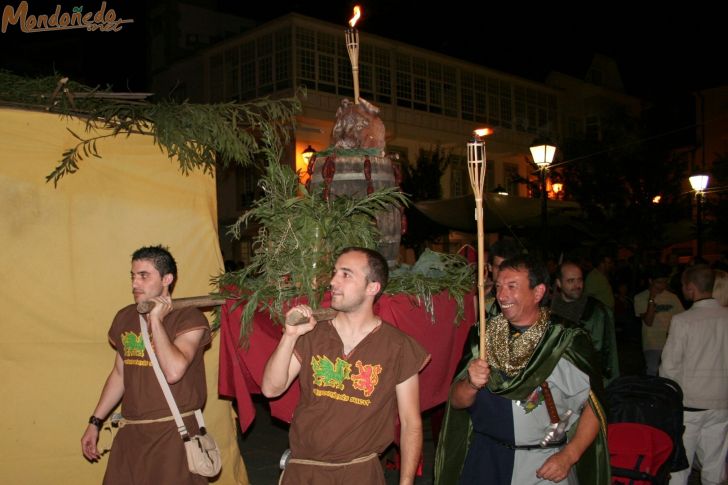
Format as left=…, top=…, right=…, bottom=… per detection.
left=434, top=255, right=610, bottom=484
left=551, top=261, right=620, bottom=386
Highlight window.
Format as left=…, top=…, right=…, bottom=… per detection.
left=488, top=78, right=500, bottom=126
left=337, top=50, right=354, bottom=97
left=359, top=45, right=373, bottom=99
left=318, top=54, right=335, bottom=92
left=396, top=54, right=412, bottom=108
left=443, top=66, right=457, bottom=117
left=275, top=29, right=291, bottom=90
left=222, top=28, right=293, bottom=100
left=258, top=56, right=273, bottom=94
left=235, top=24, right=561, bottom=139
left=474, top=75, right=487, bottom=122
left=510, top=85, right=557, bottom=133
left=296, top=27, right=316, bottom=90
left=298, top=49, right=315, bottom=83
left=428, top=61, right=442, bottom=114
left=412, top=57, right=427, bottom=111
left=461, top=72, right=474, bottom=121
left=514, top=86, right=526, bottom=131
left=374, top=48, right=391, bottom=104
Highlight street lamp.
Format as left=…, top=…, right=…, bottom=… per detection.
left=530, top=144, right=556, bottom=232
left=551, top=182, right=563, bottom=199
left=492, top=184, right=508, bottom=196
left=689, top=173, right=709, bottom=258
left=301, top=145, right=316, bottom=166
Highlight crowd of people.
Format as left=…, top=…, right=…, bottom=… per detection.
left=434, top=241, right=727, bottom=485
left=80, top=242, right=727, bottom=485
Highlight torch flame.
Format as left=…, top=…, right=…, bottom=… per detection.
left=473, top=128, right=494, bottom=138
left=349, top=5, right=361, bottom=28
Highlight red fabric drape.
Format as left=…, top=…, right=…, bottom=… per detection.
left=219, top=291, right=475, bottom=431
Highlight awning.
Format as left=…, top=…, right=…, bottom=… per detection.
left=415, top=194, right=588, bottom=234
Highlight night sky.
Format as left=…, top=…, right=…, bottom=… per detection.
left=237, top=1, right=726, bottom=99
left=1, top=1, right=724, bottom=100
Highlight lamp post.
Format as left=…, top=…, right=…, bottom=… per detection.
left=492, top=184, right=508, bottom=196
left=300, top=145, right=317, bottom=186
left=530, top=144, right=556, bottom=236
left=551, top=182, right=563, bottom=199
left=689, top=174, right=709, bottom=258
left=301, top=145, right=316, bottom=165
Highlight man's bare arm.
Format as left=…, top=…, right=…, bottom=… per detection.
left=144, top=296, right=207, bottom=384
left=261, top=306, right=316, bottom=397
left=81, top=354, right=125, bottom=461
left=536, top=402, right=599, bottom=482
left=396, top=374, right=422, bottom=485
left=450, top=358, right=489, bottom=409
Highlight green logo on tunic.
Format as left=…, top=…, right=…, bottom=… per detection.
left=311, top=355, right=351, bottom=391
left=121, top=331, right=145, bottom=357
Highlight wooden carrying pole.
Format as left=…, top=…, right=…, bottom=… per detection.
left=467, top=136, right=487, bottom=360
left=137, top=296, right=337, bottom=326
left=136, top=295, right=222, bottom=314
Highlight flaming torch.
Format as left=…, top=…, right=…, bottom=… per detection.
left=345, top=5, right=362, bottom=104
left=467, top=127, right=493, bottom=359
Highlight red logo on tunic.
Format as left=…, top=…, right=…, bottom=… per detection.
left=350, top=360, right=382, bottom=397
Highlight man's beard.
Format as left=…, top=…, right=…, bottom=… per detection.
left=551, top=293, right=588, bottom=323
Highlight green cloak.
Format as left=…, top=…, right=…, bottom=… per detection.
left=581, top=296, right=620, bottom=386
left=434, top=314, right=611, bottom=485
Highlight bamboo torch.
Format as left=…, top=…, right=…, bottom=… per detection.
left=467, top=128, right=492, bottom=359
left=345, top=5, right=362, bottom=104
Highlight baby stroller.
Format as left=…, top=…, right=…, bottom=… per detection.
left=605, top=375, right=689, bottom=484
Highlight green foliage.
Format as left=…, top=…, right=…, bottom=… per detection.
left=0, top=71, right=302, bottom=185
left=213, top=136, right=475, bottom=342
left=388, top=249, right=474, bottom=324
left=215, top=147, right=409, bottom=339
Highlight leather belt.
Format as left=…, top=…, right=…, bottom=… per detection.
left=475, top=430, right=566, bottom=450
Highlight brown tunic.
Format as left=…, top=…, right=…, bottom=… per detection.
left=281, top=320, right=429, bottom=485
left=104, top=304, right=211, bottom=485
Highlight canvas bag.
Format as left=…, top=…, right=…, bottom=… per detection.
left=139, top=315, right=222, bottom=477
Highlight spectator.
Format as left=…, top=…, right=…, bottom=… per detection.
left=660, top=265, right=728, bottom=485
left=634, top=264, right=684, bottom=376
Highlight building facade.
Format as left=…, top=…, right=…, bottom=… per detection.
left=152, top=13, right=642, bottom=263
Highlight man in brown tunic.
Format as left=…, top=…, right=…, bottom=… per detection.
left=80, top=245, right=211, bottom=484
left=263, top=247, right=430, bottom=485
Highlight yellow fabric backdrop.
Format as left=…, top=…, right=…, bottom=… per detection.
left=0, top=108, right=248, bottom=484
